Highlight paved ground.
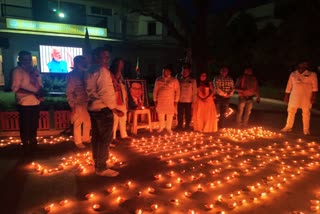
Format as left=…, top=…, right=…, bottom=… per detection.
left=0, top=98, right=320, bottom=214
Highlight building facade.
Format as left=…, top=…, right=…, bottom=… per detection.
left=0, top=0, right=183, bottom=90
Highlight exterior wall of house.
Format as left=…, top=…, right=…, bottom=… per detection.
left=0, top=0, right=182, bottom=90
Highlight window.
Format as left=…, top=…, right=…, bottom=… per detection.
left=91, top=6, right=112, bottom=16
left=91, top=7, right=100, bottom=14
left=48, top=0, right=86, bottom=25
left=101, top=8, right=112, bottom=16
left=147, top=22, right=156, bottom=35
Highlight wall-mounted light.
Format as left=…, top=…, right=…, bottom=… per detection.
left=58, top=12, right=65, bottom=18
left=57, top=0, right=65, bottom=18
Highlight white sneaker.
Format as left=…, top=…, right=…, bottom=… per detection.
left=166, top=129, right=173, bottom=134
left=75, top=143, right=86, bottom=149
left=96, top=169, right=119, bottom=177
left=281, top=127, right=292, bottom=133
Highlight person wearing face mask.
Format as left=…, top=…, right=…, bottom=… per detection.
left=153, top=65, right=180, bottom=134
left=281, top=61, right=318, bottom=135
left=235, top=67, right=260, bottom=126
left=11, top=50, right=44, bottom=157
left=66, top=55, right=91, bottom=149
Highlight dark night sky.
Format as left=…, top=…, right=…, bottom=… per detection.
left=211, top=0, right=272, bottom=11
left=179, top=0, right=273, bottom=14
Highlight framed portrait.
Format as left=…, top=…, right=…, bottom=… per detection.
left=125, top=79, right=149, bottom=109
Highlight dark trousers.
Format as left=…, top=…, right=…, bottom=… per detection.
left=177, top=102, right=192, bottom=128
left=17, top=105, right=40, bottom=152
left=89, top=108, right=113, bottom=171
left=215, top=96, right=230, bottom=128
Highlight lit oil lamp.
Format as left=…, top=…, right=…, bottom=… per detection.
left=151, top=204, right=158, bottom=210
left=92, top=204, right=100, bottom=211
left=204, top=203, right=214, bottom=210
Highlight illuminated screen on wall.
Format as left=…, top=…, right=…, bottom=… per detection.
left=39, top=45, right=82, bottom=73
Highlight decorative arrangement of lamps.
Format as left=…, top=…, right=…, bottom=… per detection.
left=3, top=127, right=319, bottom=213
left=0, top=135, right=73, bottom=147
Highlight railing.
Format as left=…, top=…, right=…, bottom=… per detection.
left=0, top=111, right=20, bottom=131
left=0, top=108, right=160, bottom=132
left=0, top=110, right=71, bottom=131
left=54, top=110, right=71, bottom=129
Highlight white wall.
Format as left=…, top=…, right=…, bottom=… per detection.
left=137, top=15, right=162, bottom=35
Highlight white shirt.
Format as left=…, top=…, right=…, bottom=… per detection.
left=85, top=66, right=116, bottom=111
left=153, top=76, right=180, bottom=114
left=66, top=69, right=88, bottom=108
left=286, top=70, right=318, bottom=108
left=178, top=77, right=197, bottom=103
left=11, top=66, right=43, bottom=106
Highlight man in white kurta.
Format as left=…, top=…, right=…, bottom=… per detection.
left=110, top=58, right=131, bottom=142
left=66, top=56, right=91, bottom=149
left=153, top=66, right=180, bottom=134
left=281, top=61, right=318, bottom=135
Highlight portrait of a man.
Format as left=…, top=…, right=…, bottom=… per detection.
left=47, top=48, right=68, bottom=73
left=126, top=80, right=148, bottom=109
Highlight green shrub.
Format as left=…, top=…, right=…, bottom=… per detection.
left=0, top=91, right=16, bottom=111
left=42, top=75, right=66, bottom=92
left=40, top=96, right=69, bottom=110
left=0, top=91, right=69, bottom=111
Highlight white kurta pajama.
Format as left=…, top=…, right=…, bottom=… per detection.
left=112, top=80, right=129, bottom=139
left=66, top=70, right=91, bottom=146
left=153, top=76, right=180, bottom=132
left=283, top=70, right=318, bottom=134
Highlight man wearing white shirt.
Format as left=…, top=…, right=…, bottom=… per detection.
left=153, top=65, right=180, bottom=134
left=66, top=56, right=91, bottom=149
left=176, top=63, right=197, bottom=131
left=11, top=50, right=44, bottom=156
left=86, top=47, right=124, bottom=177
left=281, top=61, right=318, bottom=135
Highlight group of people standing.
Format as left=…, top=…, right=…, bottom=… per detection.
left=174, top=61, right=318, bottom=138
left=11, top=47, right=318, bottom=177
left=66, top=47, right=130, bottom=177
left=173, top=64, right=260, bottom=134
left=11, top=47, right=125, bottom=177
left=153, top=63, right=220, bottom=134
